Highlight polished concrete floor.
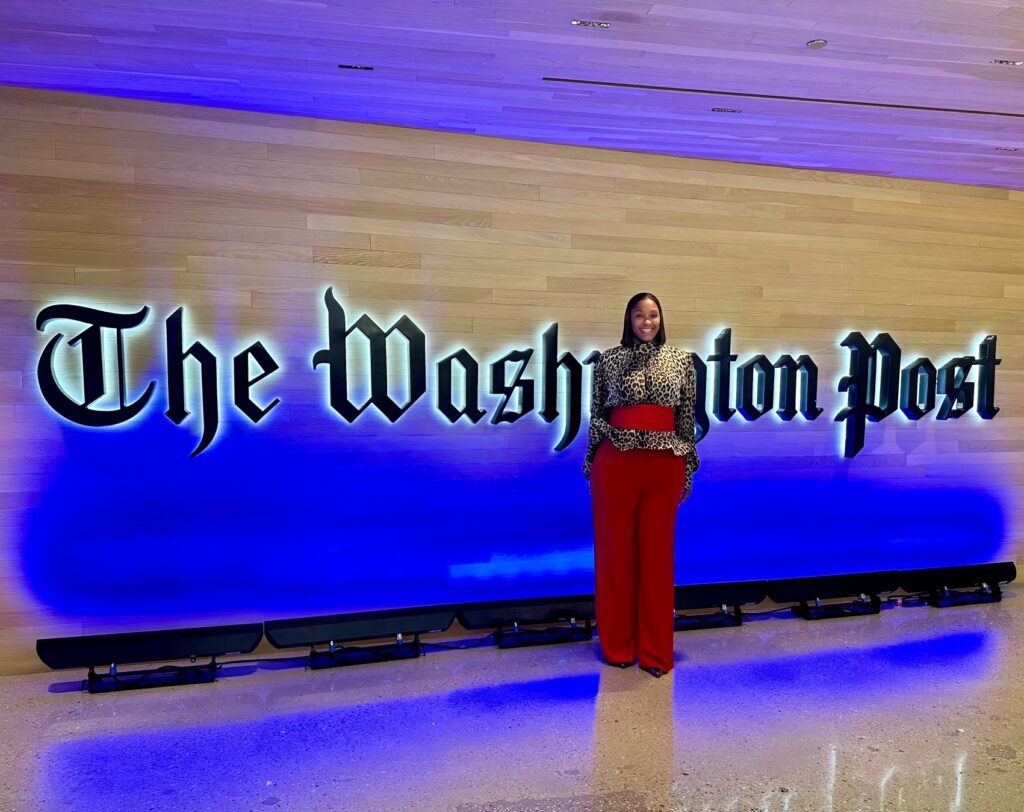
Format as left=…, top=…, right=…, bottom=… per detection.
left=2, top=590, right=1023, bottom=812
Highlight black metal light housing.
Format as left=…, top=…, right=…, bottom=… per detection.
left=674, top=580, right=768, bottom=631
left=899, top=562, right=1017, bottom=607
left=766, top=571, right=900, bottom=620
left=264, top=605, right=456, bottom=669
left=456, top=595, right=595, bottom=648
left=36, top=623, right=264, bottom=693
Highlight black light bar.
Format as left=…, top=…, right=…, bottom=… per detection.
left=674, top=580, right=768, bottom=631
left=766, top=571, right=900, bottom=620
left=36, top=623, right=264, bottom=693
left=899, top=562, right=1017, bottom=607
left=456, top=595, right=595, bottom=648
left=264, top=605, right=456, bottom=669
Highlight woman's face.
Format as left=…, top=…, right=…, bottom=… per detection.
left=630, top=298, right=661, bottom=344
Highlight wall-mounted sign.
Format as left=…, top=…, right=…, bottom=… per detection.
left=35, top=288, right=1000, bottom=459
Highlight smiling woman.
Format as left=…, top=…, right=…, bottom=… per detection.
left=585, top=292, right=701, bottom=677
left=626, top=294, right=663, bottom=345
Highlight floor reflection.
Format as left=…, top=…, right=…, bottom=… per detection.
left=10, top=598, right=1020, bottom=811
left=593, top=667, right=675, bottom=810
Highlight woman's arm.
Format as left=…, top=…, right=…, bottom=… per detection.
left=583, top=353, right=611, bottom=479
left=675, top=351, right=701, bottom=501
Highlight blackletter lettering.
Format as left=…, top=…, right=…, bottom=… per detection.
left=774, top=354, right=823, bottom=421
left=490, top=350, right=534, bottom=424
left=708, top=328, right=737, bottom=421
left=312, top=287, right=427, bottom=422
left=35, top=303, right=155, bottom=427
left=233, top=341, right=280, bottom=423
left=165, top=308, right=219, bottom=457
left=835, top=332, right=902, bottom=458
left=736, top=354, right=774, bottom=420
left=899, top=358, right=936, bottom=419
left=866, top=333, right=901, bottom=420
left=540, top=323, right=584, bottom=451
left=975, top=335, right=1000, bottom=419
left=437, top=349, right=486, bottom=423
left=363, top=311, right=426, bottom=422
left=312, top=288, right=365, bottom=421
left=835, top=332, right=870, bottom=458
left=937, top=357, right=975, bottom=420
left=34, top=296, right=1004, bottom=459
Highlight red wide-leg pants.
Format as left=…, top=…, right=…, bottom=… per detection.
left=591, top=418, right=686, bottom=672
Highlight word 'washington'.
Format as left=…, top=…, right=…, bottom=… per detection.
left=34, top=288, right=1000, bottom=458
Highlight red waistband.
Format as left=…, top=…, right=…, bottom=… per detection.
left=609, top=405, right=674, bottom=432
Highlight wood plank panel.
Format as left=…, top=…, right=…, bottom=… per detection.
left=0, top=86, right=1020, bottom=676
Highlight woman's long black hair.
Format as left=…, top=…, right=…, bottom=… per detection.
left=620, top=291, right=666, bottom=347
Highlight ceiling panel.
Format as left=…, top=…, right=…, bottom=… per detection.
left=0, top=0, right=1022, bottom=188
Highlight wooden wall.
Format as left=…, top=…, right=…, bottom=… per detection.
left=1, top=85, right=1022, bottom=675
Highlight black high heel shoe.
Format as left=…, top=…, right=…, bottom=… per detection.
left=604, top=659, right=635, bottom=669
left=641, top=666, right=665, bottom=678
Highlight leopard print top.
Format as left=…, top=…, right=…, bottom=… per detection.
left=583, top=342, right=701, bottom=501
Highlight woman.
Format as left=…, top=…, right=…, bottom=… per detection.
left=584, top=292, right=700, bottom=677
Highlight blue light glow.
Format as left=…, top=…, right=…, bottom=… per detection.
left=21, top=407, right=1006, bottom=620
left=35, top=629, right=995, bottom=808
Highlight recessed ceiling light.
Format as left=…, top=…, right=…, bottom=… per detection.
left=991, top=59, right=1024, bottom=66
left=572, top=19, right=611, bottom=28
left=711, top=107, right=742, bottom=113
left=995, top=146, right=1019, bottom=152
left=806, top=39, right=828, bottom=49
left=338, top=64, right=373, bottom=71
